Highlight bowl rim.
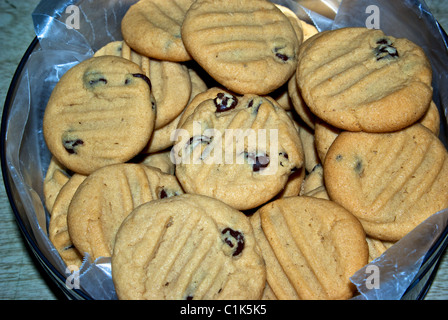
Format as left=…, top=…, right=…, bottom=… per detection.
left=1, top=36, right=92, bottom=300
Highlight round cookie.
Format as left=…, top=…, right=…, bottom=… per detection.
left=67, top=163, right=184, bottom=261
left=296, top=27, right=433, bottom=132
left=43, top=157, right=71, bottom=214
left=250, top=196, right=368, bottom=300
left=49, top=173, right=87, bottom=269
left=93, top=40, right=150, bottom=77
left=299, top=164, right=329, bottom=200
left=94, top=40, right=192, bottom=129
left=288, top=73, right=315, bottom=129
left=181, top=0, right=300, bottom=95
left=43, top=56, right=156, bottom=175
left=324, top=124, right=448, bottom=241
left=133, top=150, right=175, bottom=175
left=173, top=90, right=304, bottom=210
left=314, top=119, right=341, bottom=164
left=143, top=67, right=208, bottom=153
left=112, top=193, right=266, bottom=300
left=365, top=237, right=395, bottom=263
left=419, top=100, right=440, bottom=136
left=121, top=0, right=194, bottom=62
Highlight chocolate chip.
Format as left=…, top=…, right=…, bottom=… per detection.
left=354, top=158, right=364, bottom=175
left=245, top=152, right=270, bottom=172
left=221, top=228, right=245, bottom=257
left=214, top=92, right=238, bottom=112
left=273, top=47, right=290, bottom=62
left=374, top=38, right=399, bottom=61
left=159, top=189, right=168, bottom=199
left=84, top=71, right=108, bottom=88
left=188, top=135, right=211, bottom=146
left=132, top=73, right=152, bottom=90
left=186, top=295, right=194, bottom=300
left=63, top=139, right=84, bottom=154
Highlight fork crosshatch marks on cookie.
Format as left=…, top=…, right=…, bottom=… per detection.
left=170, top=121, right=280, bottom=175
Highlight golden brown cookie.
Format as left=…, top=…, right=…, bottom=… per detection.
left=49, top=174, right=87, bottom=268
left=314, top=119, right=341, bottom=164
left=67, top=163, right=184, bottom=260
left=43, top=56, right=155, bottom=175
left=112, top=193, right=266, bottom=300
left=121, top=0, right=194, bottom=62
left=43, top=157, right=71, bottom=214
left=132, top=150, right=175, bottom=175
left=181, top=0, right=300, bottom=95
left=94, top=40, right=192, bottom=129
left=250, top=196, right=368, bottom=300
left=299, top=164, right=329, bottom=200
left=366, top=237, right=395, bottom=263
left=419, top=101, right=440, bottom=136
left=296, top=27, right=433, bottom=132
left=288, top=73, right=315, bottom=129
left=143, top=67, right=208, bottom=153
left=174, top=90, right=304, bottom=210
left=324, top=124, right=448, bottom=241
left=93, top=40, right=150, bottom=77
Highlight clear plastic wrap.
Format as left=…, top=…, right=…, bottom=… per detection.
left=3, top=0, right=448, bottom=300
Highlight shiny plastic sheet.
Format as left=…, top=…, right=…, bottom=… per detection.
left=4, top=0, right=448, bottom=300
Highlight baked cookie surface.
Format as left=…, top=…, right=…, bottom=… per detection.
left=112, top=193, right=266, bottom=300
left=181, top=0, right=300, bottom=95
left=43, top=56, right=155, bottom=175
left=297, top=27, right=433, bottom=132
left=121, top=0, right=194, bottom=61
left=324, top=124, right=448, bottom=241
left=67, top=163, right=184, bottom=260
left=251, top=196, right=368, bottom=300
left=49, top=173, right=87, bottom=268
left=174, top=89, right=304, bottom=210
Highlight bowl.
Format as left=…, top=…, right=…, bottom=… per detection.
left=2, top=0, right=448, bottom=300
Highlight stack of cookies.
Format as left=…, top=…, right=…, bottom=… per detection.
left=42, top=0, right=448, bottom=300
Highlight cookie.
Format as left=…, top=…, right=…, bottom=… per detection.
left=299, top=164, right=329, bottom=200
left=419, top=101, right=441, bottom=136
left=299, top=19, right=319, bottom=41
left=93, top=40, right=150, bottom=77
left=67, top=163, right=184, bottom=260
left=121, top=0, right=194, bottom=62
left=314, top=119, right=341, bottom=164
left=133, top=150, right=175, bottom=175
left=43, top=56, right=156, bottom=175
left=174, top=90, right=304, bottom=210
left=365, top=237, right=395, bottom=263
left=250, top=196, right=368, bottom=300
left=296, top=27, right=433, bottom=132
left=324, top=124, right=448, bottom=241
left=181, top=0, right=300, bottom=95
left=43, top=157, right=71, bottom=213
left=143, top=67, right=208, bottom=153
left=299, top=124, right=319, bottom=173
left=112, top=193, right=266, bottom=300
left=288, top=73, right=315, bottom=129
left=94, top=40, right=192, bottom=129
left=49, top=173, right=87, bottom=269
left=275, top=4, right=304, bottom=43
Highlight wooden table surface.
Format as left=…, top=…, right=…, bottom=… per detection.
left=1, top=0, right=447, bottom=300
